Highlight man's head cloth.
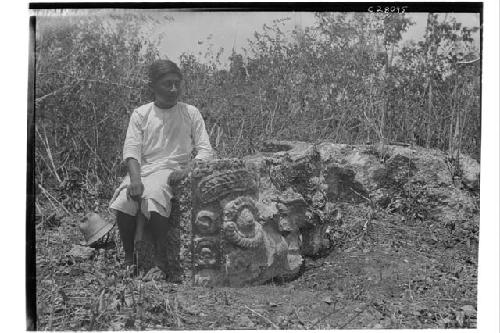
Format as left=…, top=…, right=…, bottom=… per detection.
left=148, top=60, right=183, bottom=84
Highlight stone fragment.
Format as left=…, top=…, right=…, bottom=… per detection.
left=134, top=140, right=480, bottom=287
left=66, top=245, right=95, bottom=260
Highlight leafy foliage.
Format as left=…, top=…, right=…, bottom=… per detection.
left=180, top=13, right=480, bottom=161
left=34, top=12, right=480, bottom=212
left=35, top=15, right=160, bottom=211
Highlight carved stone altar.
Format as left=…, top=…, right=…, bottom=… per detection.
left=136, top=140, right=479, bottom=287
left=187, top=148, right=345, bottom=286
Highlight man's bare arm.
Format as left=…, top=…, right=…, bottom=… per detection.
left=126, top=157, right=143, bottom=201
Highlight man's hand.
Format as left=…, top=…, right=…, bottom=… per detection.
left=168, top=169, right=189, bottom=185
left=126, top=158, right=143, bottom=202
left=127, top=179, right=144, bottom=202
left=168, top=159, right=200, bottom=185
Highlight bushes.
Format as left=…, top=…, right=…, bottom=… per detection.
left=180, top=13, right=480, bottom=160
left=35, top=15, right=159, bottom=211
left=34, top=13, right=481, bottom=209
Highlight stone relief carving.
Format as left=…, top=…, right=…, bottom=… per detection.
left=193, top=236, right=219, bottom=268
left=158, top=140, right=479, bottom=287
left=194, top=210, right=218, bottom=235
left=187, top=155, right=343, bottom=286
left=191, top=159, right=260, bottom=286
left=222, top=197, right=264, bottom=249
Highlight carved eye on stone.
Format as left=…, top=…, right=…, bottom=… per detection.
left=195, top=210, right=218, bottom=234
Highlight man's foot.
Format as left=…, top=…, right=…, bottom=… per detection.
left=143, top=266, right=166, bottom=281
left=134, top=239, right=155, bottom=270
left=123, top=262, right=138, bottom=277
left=165, top=273, right=183, bottom=284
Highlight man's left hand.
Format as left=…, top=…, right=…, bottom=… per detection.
left=168, top=169, right=190, bottom=185
left=168, top=159, right=203, bottom=185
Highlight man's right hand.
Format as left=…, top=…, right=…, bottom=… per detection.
left=127, top=180, right=144, bottom=202
left=126, top=157, right=143, bottom=202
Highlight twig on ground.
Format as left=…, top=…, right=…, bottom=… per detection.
left=173, top=296, right=183, bottom=328
left=338, top=304, right=369, bottom=329
left=243, top=305, right=279, bottom=329
left=38, top=183, right=71, bottom=215
left=35, top=86, right=68, bottom=105
left=307, top=301, right=339, bottom=329
left=294, top=307, right=305, bottom=325
left=233, top=118, right=245, bottom=150
left=80, top=136, right=113, bottom=175
left=35, top=126, right=62, bottom=184
left=35, top=201, right=44, bottom=217
left=47, top=300, right=55, bottom=330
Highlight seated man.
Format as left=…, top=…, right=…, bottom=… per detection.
left=109, top=59, right=213, bottom=279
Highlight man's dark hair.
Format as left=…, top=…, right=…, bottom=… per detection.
left=148, top=59, right=183, bottom=84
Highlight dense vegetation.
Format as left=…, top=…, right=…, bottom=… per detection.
left=34, top=12, right=480, bottom=214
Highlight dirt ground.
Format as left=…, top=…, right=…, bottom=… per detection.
left=34, top=198, right=478, bottom=331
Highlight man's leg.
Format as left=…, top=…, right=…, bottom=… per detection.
left=150, top=212, right=182, bottom=282
left=116, top=211, right=137, bottom=265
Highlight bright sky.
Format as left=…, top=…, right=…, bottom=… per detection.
left=156, top=11, right=481, bottom=67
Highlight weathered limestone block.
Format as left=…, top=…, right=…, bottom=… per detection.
left=187, top=154, right=340, bottom=286
left=139, top=140, right=479, bottom=286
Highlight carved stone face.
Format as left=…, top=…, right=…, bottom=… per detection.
left=223, top=197, right=259, bottom=237
left=236, top=207, right=256, bottom=237
left=195, top=210, right=218, bottom=235
left=191, top=161, right=261, bottom=286
left=194, top=238, right=218, bottom=268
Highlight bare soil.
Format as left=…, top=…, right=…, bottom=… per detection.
left=35, top=199, right=478, bottom=330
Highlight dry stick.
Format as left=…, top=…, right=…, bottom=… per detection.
left=307, top=302, right=339, bottom=329
left=39, top=188, right=58, bottom=212
left=42, top=125, right=62, bottom=184
left=35, top=201, right=43, bottom=215
left=243, top=305, right=279, bottom=329
left=215, top=126, right=223, bottom=149
left=268, top=100, right=278, bottom=135
left=35, top=148, right=57, bottom=180
left=457, top=58, right=480, bottom=64
left=77, top=78, right=135, bottom=89
left=37, top=71, right=137, bottom=90
left=338, top=304, right=369, bottom=329
left=35, top=126, right=62, bottom=184
left=80, top=136, right=112, bottom=174
left=173, top=296, right=183, bottom=328
left=56, top=153, right=71, bottom=171
left=38, top=184, right=71, bottom=215
left=35, top=86, right=68, bottom=104
left=294, top=307, right=305, bottom=325
left=91, top=102, right=99, bottom=175
left=94, top=288, right=107, bottom=323
left=233, top=118, right=245, bottom=150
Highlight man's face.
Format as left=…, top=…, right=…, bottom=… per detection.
left=151, top=73, right=182, bottom=108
